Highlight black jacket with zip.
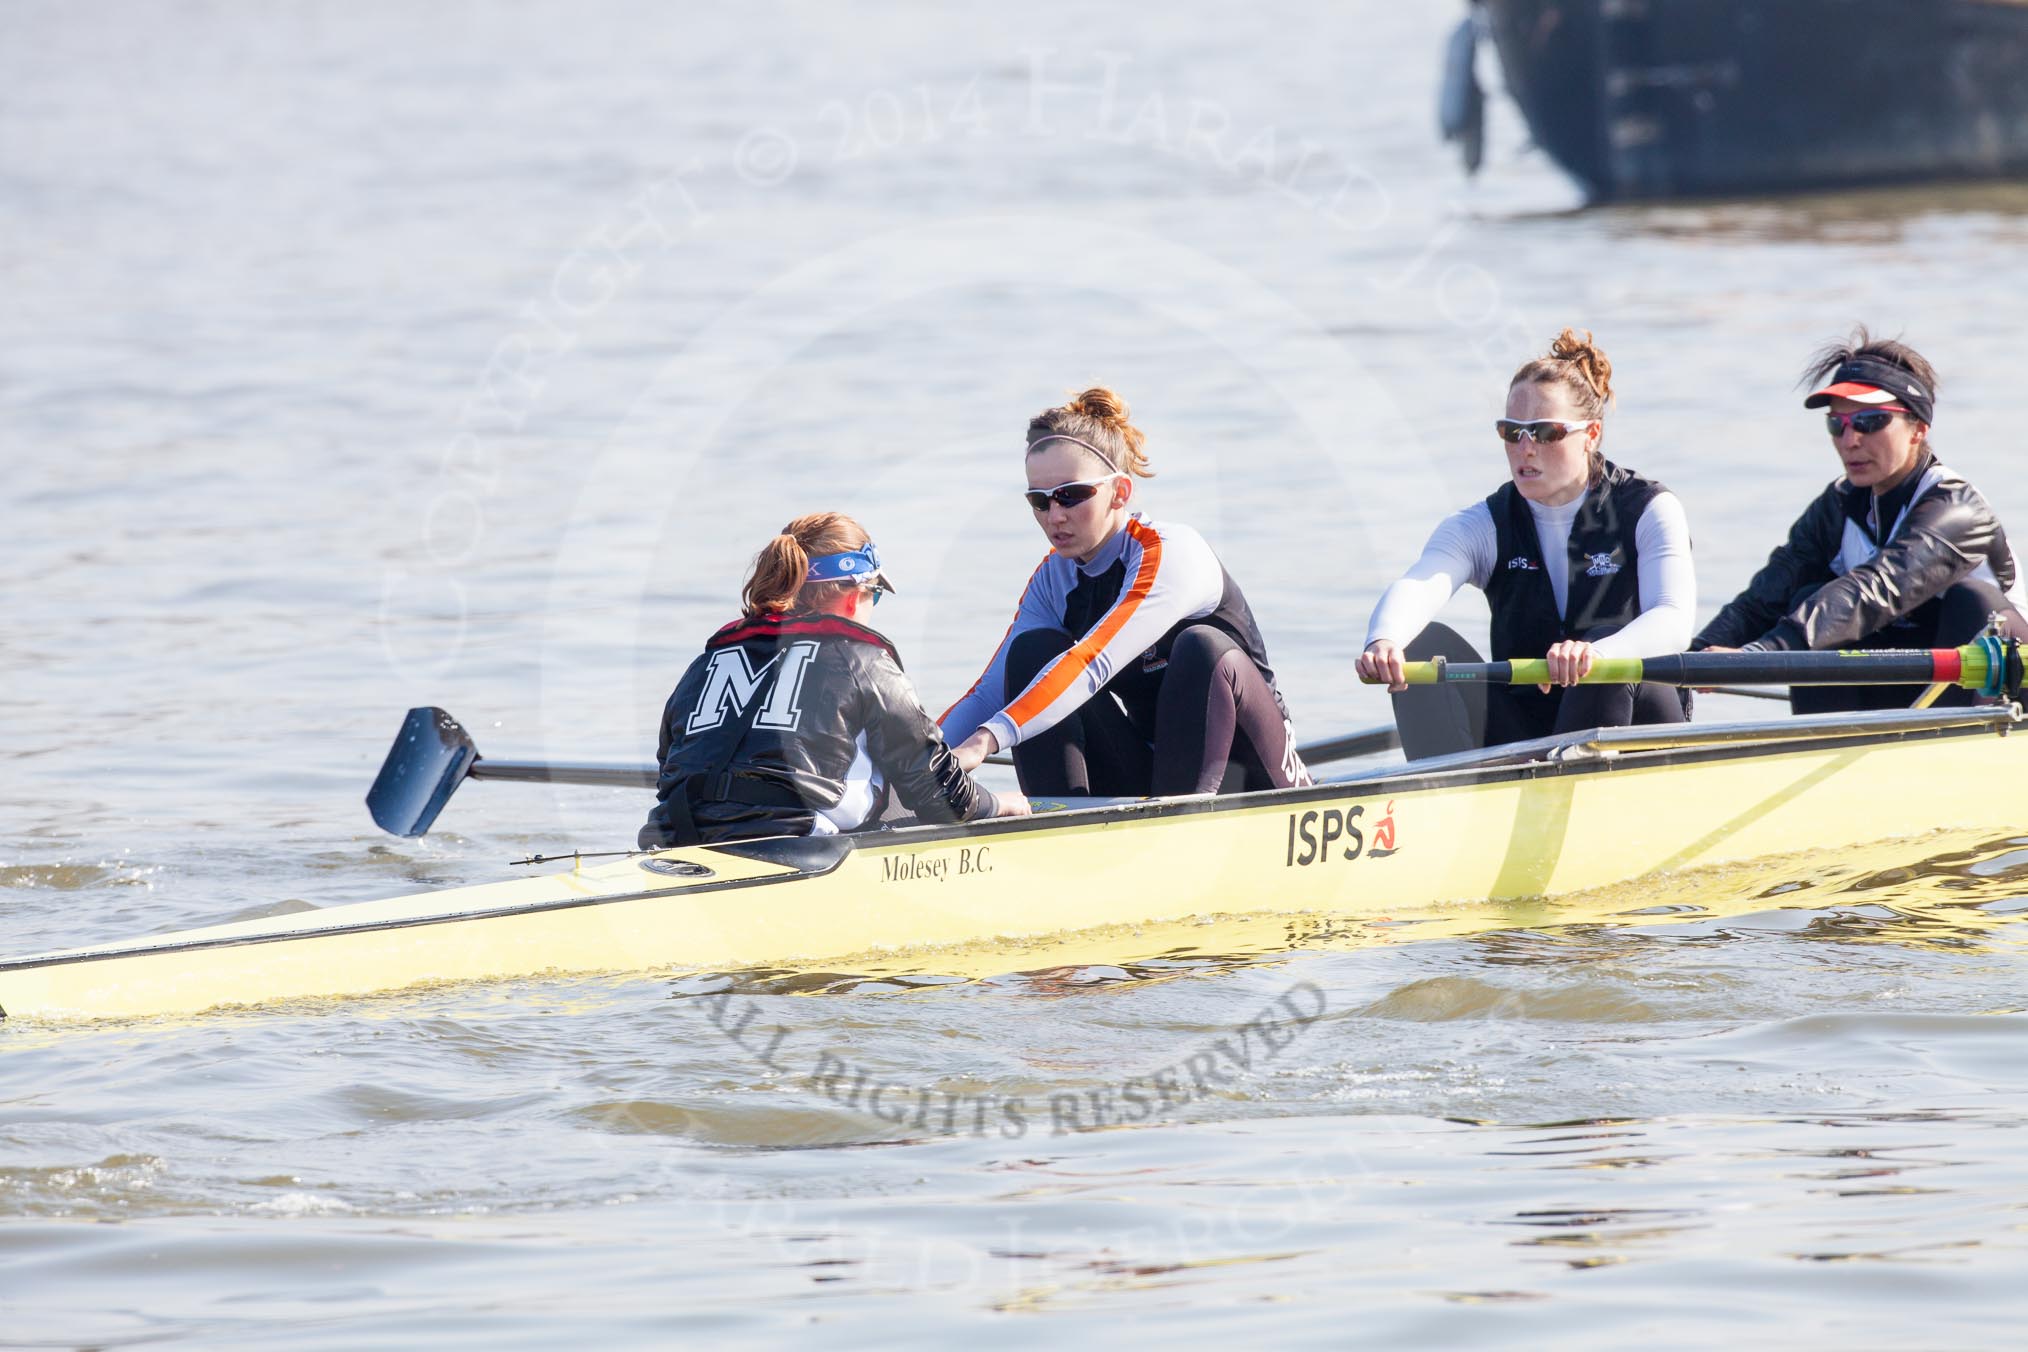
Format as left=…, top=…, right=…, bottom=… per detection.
left=639, top=612, right=995, bottom=848
left=1693, top=454, right=2020, bottom=652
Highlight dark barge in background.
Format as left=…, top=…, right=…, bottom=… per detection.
left=1452, top=0, right=2028, bottom=200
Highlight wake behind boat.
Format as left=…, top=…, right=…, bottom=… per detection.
left=2, top=697, right=2022, bottom=1021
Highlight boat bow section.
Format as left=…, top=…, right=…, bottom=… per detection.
left=0, top=837, right=851, bottom=1022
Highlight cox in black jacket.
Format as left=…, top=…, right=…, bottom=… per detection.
left=640, top=612, right=997, bottom=848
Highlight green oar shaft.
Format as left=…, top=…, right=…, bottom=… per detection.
left=1376, top=644, right=2000, bottom=691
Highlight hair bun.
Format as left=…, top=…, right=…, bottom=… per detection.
left=1548, top=327, right=1613, bottom=408
left=1068, top=386, right=1130, bottom=426
left=1027, top=385, right=1153, bottom=478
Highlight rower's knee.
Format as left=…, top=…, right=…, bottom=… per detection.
left=1936, top=579, right=2023, bottom=643
left=1165, top=625, right=1244, bottom=686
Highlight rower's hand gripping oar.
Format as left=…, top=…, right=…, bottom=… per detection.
left=1362, top=637, right=2028, bottom=698
left=366, top=708, right=1409, bottom=838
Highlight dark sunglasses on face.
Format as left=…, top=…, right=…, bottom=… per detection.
left=1495, top=419, right=1593, bottom=444
left=1824, top=409, right=1903, bottom=437
left=1023, top=477, right=1116, bottom=511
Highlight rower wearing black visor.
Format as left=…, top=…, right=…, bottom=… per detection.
left=1693, top=327, right=2026, bottom=712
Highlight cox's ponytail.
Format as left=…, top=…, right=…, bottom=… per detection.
left=741, top=533, right=811, bottom=617
left=739, top=511, right=871, bottom=618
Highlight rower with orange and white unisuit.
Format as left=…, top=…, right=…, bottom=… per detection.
left=941, top=387, right=1310, bottom=797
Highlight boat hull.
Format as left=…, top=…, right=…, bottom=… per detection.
left=1482, top=0, right=2028, bottom=200
left=2, top=709, right=2022, bottom=1020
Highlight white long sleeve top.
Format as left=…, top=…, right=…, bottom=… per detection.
left=1363, top=489, right=1696, bottom=658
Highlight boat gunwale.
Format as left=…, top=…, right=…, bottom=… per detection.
left=2, top=706, right=2015, bottom=978
left=886, top=705, right=2019, bottom=845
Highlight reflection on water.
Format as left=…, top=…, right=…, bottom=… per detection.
left=1595, top=180, right=2028, bottom=244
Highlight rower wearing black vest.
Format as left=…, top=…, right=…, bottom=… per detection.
left=942, top=387, right=1309, bottom=797
left=1357, top=330, right=1697, bottom=747
left=639, top=512, right=1027, bottom=849
left=1693, top=328, right=2026, bottom=713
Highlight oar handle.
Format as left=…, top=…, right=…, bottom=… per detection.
left=1386, top=656, right=1644, bottom=686
left=1367, top=640, right=2018, bottom=696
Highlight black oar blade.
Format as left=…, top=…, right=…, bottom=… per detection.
left=367, top=707, right=479, bottom=837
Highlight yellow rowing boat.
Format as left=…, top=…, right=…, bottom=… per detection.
left=2, top=705, right=2022, bottom=1021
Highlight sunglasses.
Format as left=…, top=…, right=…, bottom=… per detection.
left=1824, top=409, right=1905, bottom=437
left=1495, top=419, right=1594, bottom=444
left=1023, top=477, right=1118, bottom=511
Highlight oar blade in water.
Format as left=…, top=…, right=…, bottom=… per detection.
left=366, top=707, right=479, bottom=837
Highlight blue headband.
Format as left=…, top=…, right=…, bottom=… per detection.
left=805, top=542, right=895, bottom=593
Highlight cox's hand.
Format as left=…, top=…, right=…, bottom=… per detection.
left=1356, top=639, right=1408, bottom=693
left=994, top=792, right=1032, bottom=818
left=1540, top=639, right=1595, bottom=691
left=952, top=728, right=997, bottom=774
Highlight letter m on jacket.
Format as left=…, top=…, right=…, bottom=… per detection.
left=685, top=641, right=821, bottom=734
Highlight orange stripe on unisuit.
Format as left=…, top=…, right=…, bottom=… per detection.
left=1003, top=521, right=1163, bottom=730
